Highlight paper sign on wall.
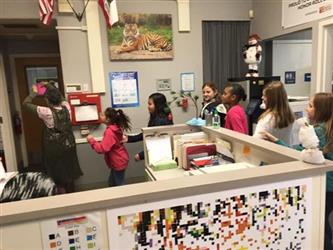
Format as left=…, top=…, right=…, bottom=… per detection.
left=282, top=0, right=333, bottom=28
left=40, top=212, right=103, bottom=250
left=181, top=72, right=195, bottom=92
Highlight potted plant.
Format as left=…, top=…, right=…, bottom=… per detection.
left=168, top=91, right=203, bottom=125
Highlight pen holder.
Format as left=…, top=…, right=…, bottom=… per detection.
left=205, top=113, right=212, bottom=126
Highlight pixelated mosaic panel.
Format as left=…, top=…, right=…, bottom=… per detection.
left=111, top=184, right=309, bottom=249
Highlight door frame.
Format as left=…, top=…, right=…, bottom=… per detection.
left=9, top=53, right=61, bottom=167
left=0, top=54, right=17, bottom=171
left=314, top=18, right=333, bottom=93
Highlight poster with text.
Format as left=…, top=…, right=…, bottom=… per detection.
left=41, top=212, right=103, bottom=250
left=110, top=72, right=140, bottom=108
left=282, top=0, right=333, bottom=28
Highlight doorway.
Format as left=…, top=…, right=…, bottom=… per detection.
left=0, top=55, right=17, bottom=171
left=315, top=18, right=333, bottom=92
left=15, top=57, right=64, bottom=171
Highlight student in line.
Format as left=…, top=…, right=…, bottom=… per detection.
left=200, top=81, right=221, bottom=119
left=87, top=108, right=131, bottom=187
left=221, top=82, right=248, bottom=134
left=263, top=92, right=333, bottom=250
left=253, top=81, right=296, bottom=145
left=23, top=81, right=82, bottom=193
left=126, top=92, right=173, bottom=161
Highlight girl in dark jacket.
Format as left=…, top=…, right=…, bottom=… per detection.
left=126, top=93, right=173, bottom=161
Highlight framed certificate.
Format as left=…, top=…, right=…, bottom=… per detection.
left=181, top=72, right=195, bottom=92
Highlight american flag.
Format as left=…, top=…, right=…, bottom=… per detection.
left=98, top=0, right=119, bottom=28
left=39, top=0, right=54, bottom=25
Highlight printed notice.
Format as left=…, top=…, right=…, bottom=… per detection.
left=40, top=212, right=102, bottom=250
left=181, top=72, right=195, bottom=92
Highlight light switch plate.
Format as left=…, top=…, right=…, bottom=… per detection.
left=156, top=79, right=171, bottom=91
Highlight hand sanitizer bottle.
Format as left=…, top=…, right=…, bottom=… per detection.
left=213, top=110, right=220, bottom=128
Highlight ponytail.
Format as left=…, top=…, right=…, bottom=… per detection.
left=104, top=108, right=131, bottom=131
left=115, top=109, right=131, bottom=132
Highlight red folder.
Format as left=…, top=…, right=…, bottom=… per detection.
left=183, top=144, right=216, bottom=170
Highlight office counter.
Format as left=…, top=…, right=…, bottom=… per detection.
left=1, top=124, right=333, bottom=249
left=142, top=124, right=299, bottom=181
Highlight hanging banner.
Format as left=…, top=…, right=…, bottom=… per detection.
left=282, top=0, right=333, bottom=28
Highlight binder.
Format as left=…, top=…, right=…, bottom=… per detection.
left=182, top=143, right=216, bottom=170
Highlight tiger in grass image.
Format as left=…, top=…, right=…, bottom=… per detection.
left=116, top=23, right=172, bottom=54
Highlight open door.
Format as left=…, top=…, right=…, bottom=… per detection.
left=15, top=57, right=64, bottom=171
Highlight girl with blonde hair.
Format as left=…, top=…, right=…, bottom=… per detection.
left=253, top=81, right=296, bottom=144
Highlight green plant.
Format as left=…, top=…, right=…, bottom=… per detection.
left=168, top=90, right=200, bottom=119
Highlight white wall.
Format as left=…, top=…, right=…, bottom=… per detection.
left=272, top=40, right=312, bottom=96
left=251, top=0, right=313, bottom=40
left=251, top=0, right=333, bottom=95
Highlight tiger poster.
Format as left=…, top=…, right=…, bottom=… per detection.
left=108, top=13, right=173, bottom=60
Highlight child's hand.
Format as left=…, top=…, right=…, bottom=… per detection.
left=122, top=135, right=128, bottom=143
left=86, top=134, right=94, bottom=141
left=134, top=154, right=141, bottom=161
left=260, top=131, right=278, bottom=142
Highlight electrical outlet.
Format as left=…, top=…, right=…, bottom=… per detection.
left=156, top=79, right=171, bottom=91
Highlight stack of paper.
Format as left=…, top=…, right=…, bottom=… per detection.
left=145, top=135, right=177, bottom=171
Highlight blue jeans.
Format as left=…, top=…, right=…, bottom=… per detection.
left=108, top=169, right=125, bottom=187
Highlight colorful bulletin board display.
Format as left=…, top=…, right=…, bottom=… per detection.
left=107, top=178, right=312, bottom=249
left=181, top=72, right=195, bottom=92
left=41, top=212, right=103, bottom=250
left=109, top=71, right=140, bottom=108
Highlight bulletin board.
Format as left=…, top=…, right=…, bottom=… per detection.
left=106, top=177, right=312, bottom=249
left=109, top=72, right=140, bottom=108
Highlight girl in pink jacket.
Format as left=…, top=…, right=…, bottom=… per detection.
left=221, top=83, right=248, bottom=134
left=87, top=108, right=131, bottom=186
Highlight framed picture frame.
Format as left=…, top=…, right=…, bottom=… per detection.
left=109, top=72, right=140, bottom=108
left=108, top=13, right=173, bottom=61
